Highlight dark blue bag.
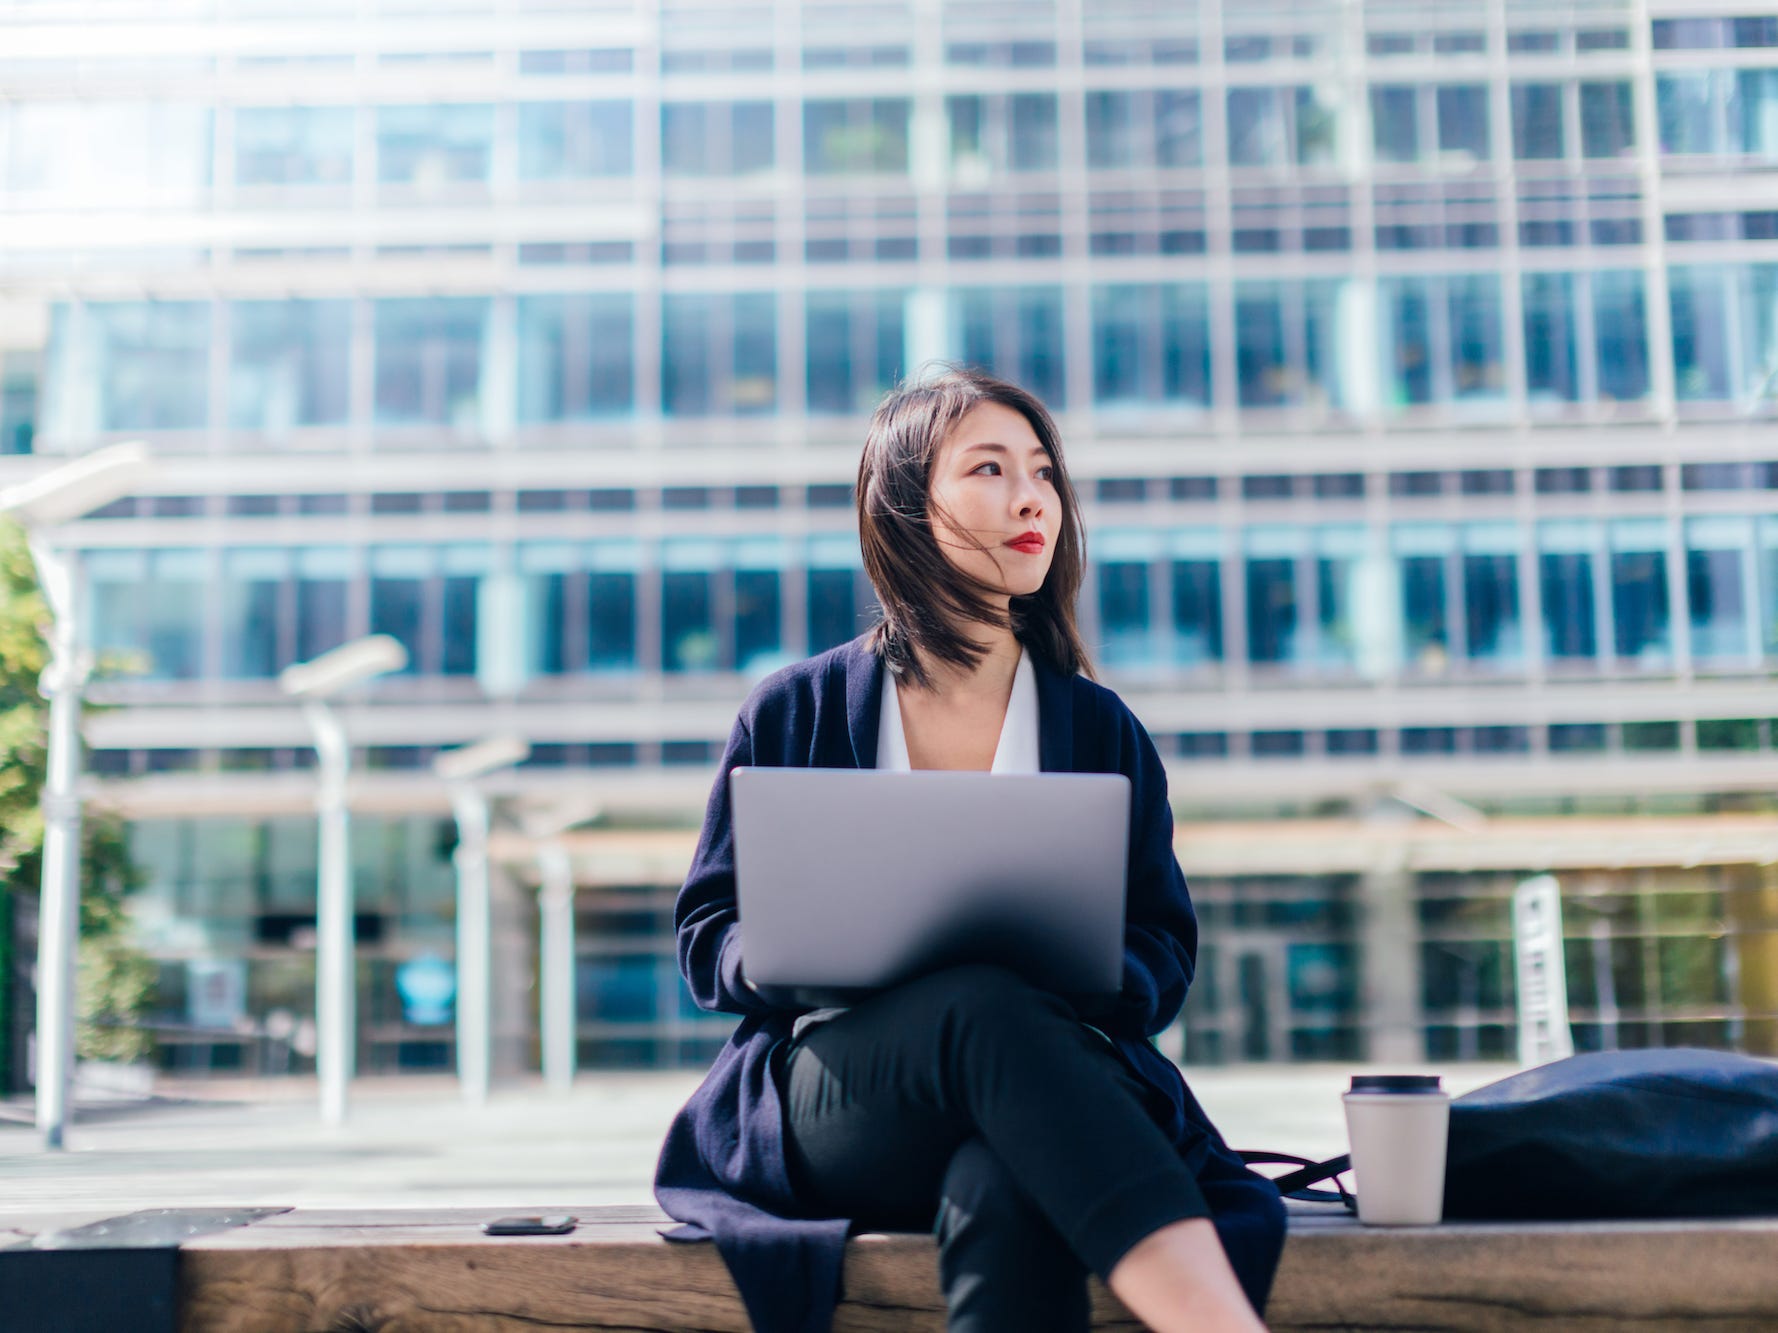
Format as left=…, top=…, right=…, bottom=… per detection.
left=1258, top=1048, right=1778, bottom=1220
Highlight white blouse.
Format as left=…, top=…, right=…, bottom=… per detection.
left=876, top=646, right=1040, bottom=775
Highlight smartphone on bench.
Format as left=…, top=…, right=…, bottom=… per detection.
left=483, top=1215, right=577, bottom=1236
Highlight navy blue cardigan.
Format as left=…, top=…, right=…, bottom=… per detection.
left=654, top=635, right=1285, bottom=1333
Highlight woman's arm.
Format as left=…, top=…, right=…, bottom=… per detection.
left=1105, top=705, right=1199, bottom=1039
left=675, top=712, right=799, bottom=1017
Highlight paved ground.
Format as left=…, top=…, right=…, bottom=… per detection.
left=0, top=1063, right=1511, bottom=1223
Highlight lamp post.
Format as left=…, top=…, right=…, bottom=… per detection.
left=0, top=442, right=155, bottom=1150
left=521, top=798, right=601, bottom=1096
left=279, top=634, right=407, bottom=1126
left=435, top=734, right=529, bottom=1104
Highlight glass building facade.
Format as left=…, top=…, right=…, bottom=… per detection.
left=3, top=0, right=1778, bottom=1074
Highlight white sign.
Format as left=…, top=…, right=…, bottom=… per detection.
left=1512, top=874, right=1574, bottom=1067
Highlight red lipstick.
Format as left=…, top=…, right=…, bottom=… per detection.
left=1006, top=531, right=1046, bottom=554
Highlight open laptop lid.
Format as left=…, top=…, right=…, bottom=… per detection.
left=731, top=768, right=1129, bottom=1000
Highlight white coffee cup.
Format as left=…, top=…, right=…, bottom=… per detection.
left=1341, top=1074, right=1450, bottom=1226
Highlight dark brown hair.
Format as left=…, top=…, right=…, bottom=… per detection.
left=856, top=367, right=1092, bottom=689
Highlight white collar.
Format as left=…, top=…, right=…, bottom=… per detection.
left=877, top=647, right=1040, bottom=774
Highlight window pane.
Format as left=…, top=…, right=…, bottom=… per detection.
left=732, top=293, right=778, bottom=414
left=370, top=574, right=424, bottom=675
left=1294, top=86, right=1338, bottom=165
left=517, top=101, right=632, bottom=178
left=88, top=301, right=210, bottom=431
left=807, top=568, right=859, bottom=654
left=1611, top=548, right=1671, bottom=663
left=1580, top=82, right=1635, bottom=159
left=377, top=104, right=493, bottom=184
left=1228, top=88, right=1284, bottom=166
left=1657, top=73, right=1726, bottom=154
left=296, top=576, right=348, bottom=663
left=1463, top=553, right=1522, bottom=664
left=1669, top=266, right=1734, bottom=400
left=1738, top=70, right=1778, bottom=157
left=1540, top=552, right=1598, bottom=659
left=805, top=290, right=905, bottom=414
left=1008, top=94, right=1058, bottom=170
left=1380, top=278, right=1434, bottom=406
left=734, top=569, right=782, bottom=672
left=1448, top=275, right=1505, bottom=399
left=517, top=294, right=634, bottom=420
left=1098, top=562, right=1151, bottom=665
left=587, top=572, right=636, bottom=671
left=1246, top=557, right=1298, bottom=663
left=374, top=298, right=488, bottom=425
left=1592, top=271, right=1650, bottom=402
left=663, top=571, right=717, bottom=672
left=142, top=553, right=205, bottom=680
left=1522, top=273, right=1579, bottom=403
left=1511, top=83, right=1565, bottom=160
left=230, top=300, right=351, bottom=430
left=1170, top=559, right=1223, bottom=664
left=1236, top=284, right=1288, bottom=407
left=527, top=572, right=566, bottom=675
left=1086, top=91, right=1134, bottom=168
left=235, top=106, right=354, bottom=185
left=222, top=551, right=283, bottom=678
left=661, top=294, right=712, bottom=415
left=661, top=102, right=709, bottom=174
left=1688, top=522, right=1753, bottom=660
left=441, top=575, right=477, bottom=676
left=732, top=101, right=775, bottom=173
left=1437, top=84, right=1490, bottom=162
left=1155, top=90, right=1203, bottom=166
left=1401, top=556, right=1448, bottom=668
left=1371, top=85, right=1418, bottom=163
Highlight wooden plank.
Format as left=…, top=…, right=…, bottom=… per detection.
left=178, top=1206, right=1778, bottom=1333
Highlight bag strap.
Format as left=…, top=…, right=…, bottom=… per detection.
left=1238, top=1150, right=1355, bottom=1210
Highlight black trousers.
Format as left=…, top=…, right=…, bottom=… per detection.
left=779, top=964, right=1214, bottom=1333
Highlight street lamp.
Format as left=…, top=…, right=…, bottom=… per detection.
left=279, top=634, right=407, bottom=1126
left=520, top=797, right=602, bottom=1095
left=0, top=441, right=154, bottom=1150
left=435, top=734, right=530, bottom=1104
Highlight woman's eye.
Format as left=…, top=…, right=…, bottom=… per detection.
left=1037, top=466, right=1055, bottom=481
left=973, top=462, right=1001, bottom=476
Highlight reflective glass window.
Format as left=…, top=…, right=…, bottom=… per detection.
left=1371, top=85, right=1418, bottom=163
left=1593, top=271, right=1651, bottom=402
left=1610, top=520, right=1671, bottom=666
left=807, top=568, right=864, bottom=655
left=1396, top=527, right=1452, bottom=672
left=441, top=562, right=479, bottom=677
left=235, top=107, right=353, bottom=185
left=1092, top=284, right=1211, bottom=409
left=230, top=300, right=351, bottom=431
left=374, top=298, right=489, bottom=426
left=1380, top=278, right=1434, bottom=406
left=1227, top=86, right=1337, bottom=167
left=946, top=93, right=1058, bottom=176
left=1657, top=73, right=1733, bottom=154
left=1687, top=517, right=1754, bottom=661
left=1170, top=552, right=1224, bottom=665
left=805, top=290, right=907, bottom=414
left=1085, top=90, right=1202, bottom=169
left=661, top=101, right=775, bottom=176
left=1760, top=518, right=1778, bottom=659
left=1741, top=71, right=1778, bottom=157
left=517, top=294, right=634, bottom=421
left=1098, top=559, right=1152, bottom=667
left=89, top=550, right=206, bottom=681
left=295, top=548, right=352, bottom=664
left=949, top=287, right=1065, bottom=406
left=587, top=567, right=637, bottom=672
left=1244, top=532, right=1302, bottom=666
left=221, top=548, right=285, bottom=678
left=1462, top=529, right=1523, bottom=666
left=1315, top=529, right=1364, bottom=669
left=369, top=547, right=425, bottom=677
left=1436, top=84, right=1490, bottom=162
left=1579, top=82, right=1635, bottom=158
left=1448, top=275, right=1505, bottom=400
left=803, top=99, right=909, bottom=174
left=1522, top=273, right=1579, bottom=404
left=1510, top=82, right=1565, bottom=159
left=662, top=293, right=778, bottom=416
left=1539, top=524, right=1600, bottom=661
left=376, top=105, right=493, bottom=183
left=83, top=301, right=210, bottom=431
left=734, top=562, right=783, bottom=674
left=517, top=101, right=633, bottom=178
left=663, top=565, right=717, bottom=674
left=1669, top=266, right=1734, bottom=400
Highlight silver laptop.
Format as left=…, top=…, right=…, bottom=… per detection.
left=730, top=767, right=1129, bottom=1002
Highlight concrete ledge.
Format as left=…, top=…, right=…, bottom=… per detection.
left=168, top=1204, right=1778, bottom=1332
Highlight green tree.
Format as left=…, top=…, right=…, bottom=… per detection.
left=0, top=519, right=153, bottom=1081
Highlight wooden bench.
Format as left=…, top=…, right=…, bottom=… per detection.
left=21, top=1204, right=1778, bottom=1331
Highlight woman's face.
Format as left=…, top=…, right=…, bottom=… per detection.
left=926, top=401, right=1060, bottom=601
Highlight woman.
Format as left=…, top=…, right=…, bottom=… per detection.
left=655, top=370, right=1285, bottom=1333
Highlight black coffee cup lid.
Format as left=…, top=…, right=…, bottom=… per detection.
left=1348, top=1074, right=1443, bottom=1093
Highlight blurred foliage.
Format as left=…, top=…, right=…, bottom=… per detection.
left=0, top=518, right=154, bottom=1062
